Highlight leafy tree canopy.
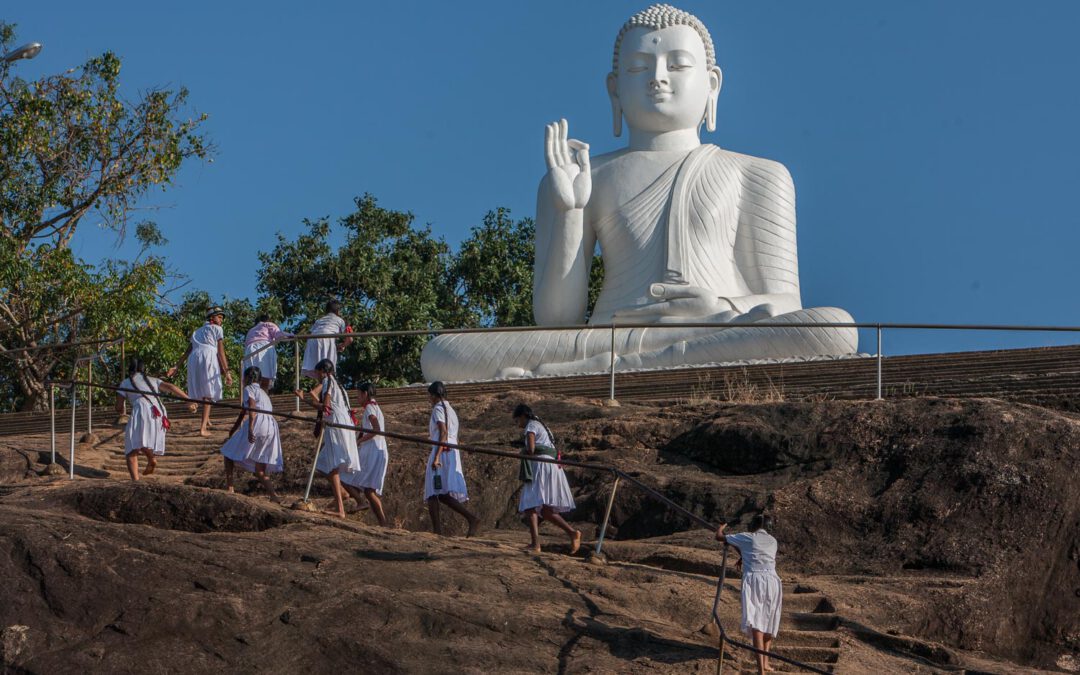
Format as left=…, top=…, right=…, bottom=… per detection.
left=0, top=22, right=209, bottom=410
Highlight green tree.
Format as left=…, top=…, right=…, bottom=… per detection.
left=452, top=208, right=535, bottom=327
left=258, top=194, right=465, bottom=386
left=0, top=23, right=209, bottom=410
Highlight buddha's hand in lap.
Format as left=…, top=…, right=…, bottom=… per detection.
left=544, top=118, right=591, bottom=211
left=613, top=283, right=740, bottom=323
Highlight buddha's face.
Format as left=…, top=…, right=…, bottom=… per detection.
left=610, top=25, right=720, bottom=135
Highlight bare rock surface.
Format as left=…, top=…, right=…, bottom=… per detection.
left=1, top=393, right=1077, bottom=673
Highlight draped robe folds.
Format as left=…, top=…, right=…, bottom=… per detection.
left=420, top=145, right=858, bottom=382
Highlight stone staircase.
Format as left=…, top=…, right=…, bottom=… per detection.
left=770, top=584, right=841, bottom=672
left=94, top=424, right=226, bottom=482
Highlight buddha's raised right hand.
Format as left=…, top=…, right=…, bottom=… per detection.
left=544, top=118, right=591, bottom=211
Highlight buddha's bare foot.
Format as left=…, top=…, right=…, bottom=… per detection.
left=199, top=429, right=211, bottom=437
left=144, top=459, right=157, bottom=476
left=524, top=545, right=541, bottom=554
left=569, top=530, right=582, bottom=555
left=322, top=509, right=346, bottom=518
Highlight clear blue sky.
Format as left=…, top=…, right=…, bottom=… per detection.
left=6, top=1, right=1080, bottom=356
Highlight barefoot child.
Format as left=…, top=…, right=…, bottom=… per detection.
left=294, top=359, right=360, bottom=518
left=340, top=381, right=389, bottom=526
left=301, top=300, right=352, bottom=379
left=220, top=366, right=283, bottom=499
left=168, top=306, right=233, bottom=436
left=513, top=404, right=581, bottom=555
left=716, top=514, right=783, bottom=675
left=424, top=381, right=479, bottom=536
left=115, top=358, right=195, bottom=481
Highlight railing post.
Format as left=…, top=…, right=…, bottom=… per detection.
left=119, top=339, right=127, bottom=418
left=302, top=426, right=326, bottom=504
left=69, top=383, right=77, bottom=479
left=294, top=341, right=301, bottom=413
left=595, top=474, right=620, bottom=556
left=608, top=325, right=617, bottom=404
left=49, top=384, right=56, bottom=465
left=86, top=360, right=93, bottom=434
left=876, top=324, right=883, bottom=400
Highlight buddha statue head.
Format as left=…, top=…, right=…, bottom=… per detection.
left=608, top=4, right=722, bottom=137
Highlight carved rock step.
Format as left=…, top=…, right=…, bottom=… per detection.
left=787, top=612, right=841, bottom=632
left=771, top=645, right=840, bottom=664
left=782, top=593, right=836, bottom=614
left=772, top=630, right=840, bottom=648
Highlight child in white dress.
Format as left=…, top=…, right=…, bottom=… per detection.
left=513, top=403, right=581, bottom=555
left=242, top=314, right=292, bottom=391
left=220, top=366, right=283, bottom=499
left=340, top=381, right=389, bottom=526
left=168, top=306, right=233, bottom=436
left=114, top=358, right=194, bottom=481
left=716, top=514, right=783, bottom=675
left=424, top=381, right=479, bottom=536
left=295, top=358, right=360, bottom=518
left=301, top=300, right=353, bottom=379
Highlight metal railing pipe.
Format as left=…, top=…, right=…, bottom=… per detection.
left=86, top=361, right=93, bottom=434
left=303, top=426, right=326, bottom=503
left=608, top=324, right=617, bottom=403
left=49, top=384, right=56, bottom=464
left=876, top=324, right=883, bottom=400
left=119, top=339, right=127, bottom=418
left=595, top=474, right=620, bottom=556
left=68, top=383, right=76, bottom=479
left=294, top=341, right=301, bottom=412
left=254, top=320, right=1080, bottom=346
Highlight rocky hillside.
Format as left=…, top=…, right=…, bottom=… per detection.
left=1, top=393, right=1077, bottom=673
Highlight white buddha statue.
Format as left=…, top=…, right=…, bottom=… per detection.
left=421, top=4, right=857, bottom=381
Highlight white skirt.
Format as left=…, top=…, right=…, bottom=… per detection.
left=315, top=422, right=360, bottom=475
left=302, top=336, right=337, bottom=376
left=519, top=460, right=575, bottom=513
left=187, top=346, right=223, bottom=401
left=243, top=341, right=277, bottom=381
left=124, top=402, right=165, bottom=456
left=220, top=419, right=283, bottom=474
left=423, top=447, right=468, bottom=501
left=341, top=440, right=388, bottom=494
left=740, top=571, right=783, bottom=637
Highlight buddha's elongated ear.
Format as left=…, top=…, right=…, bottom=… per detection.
left=606, top=72, right=622, bottom=137
left=705, top=65, right=723, bottom=133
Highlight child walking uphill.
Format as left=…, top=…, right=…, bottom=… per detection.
left=220, top=366, right=283, bottom=500
left=168, top=306, right=233, bottom=436
left=115, top=358, right=195, bottom=481
left=340, top=381, right=389, bottom=526
left=513, top=403, right=581, bottom=555
left=301, top=300, right=352, bottom=379
left=424, top=381, right=479, bottom=536
left=294, top=359, right=360, bottom=518
left=242, top=314, right=292, bottom=391
left=716, top=514, right=783, bottom=675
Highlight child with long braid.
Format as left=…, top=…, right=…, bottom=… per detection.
left=294, top=359, right=360, bottom=518
left=115, top=357, right=195, bottom=481
left=513, top=403, right=581, bottom=555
